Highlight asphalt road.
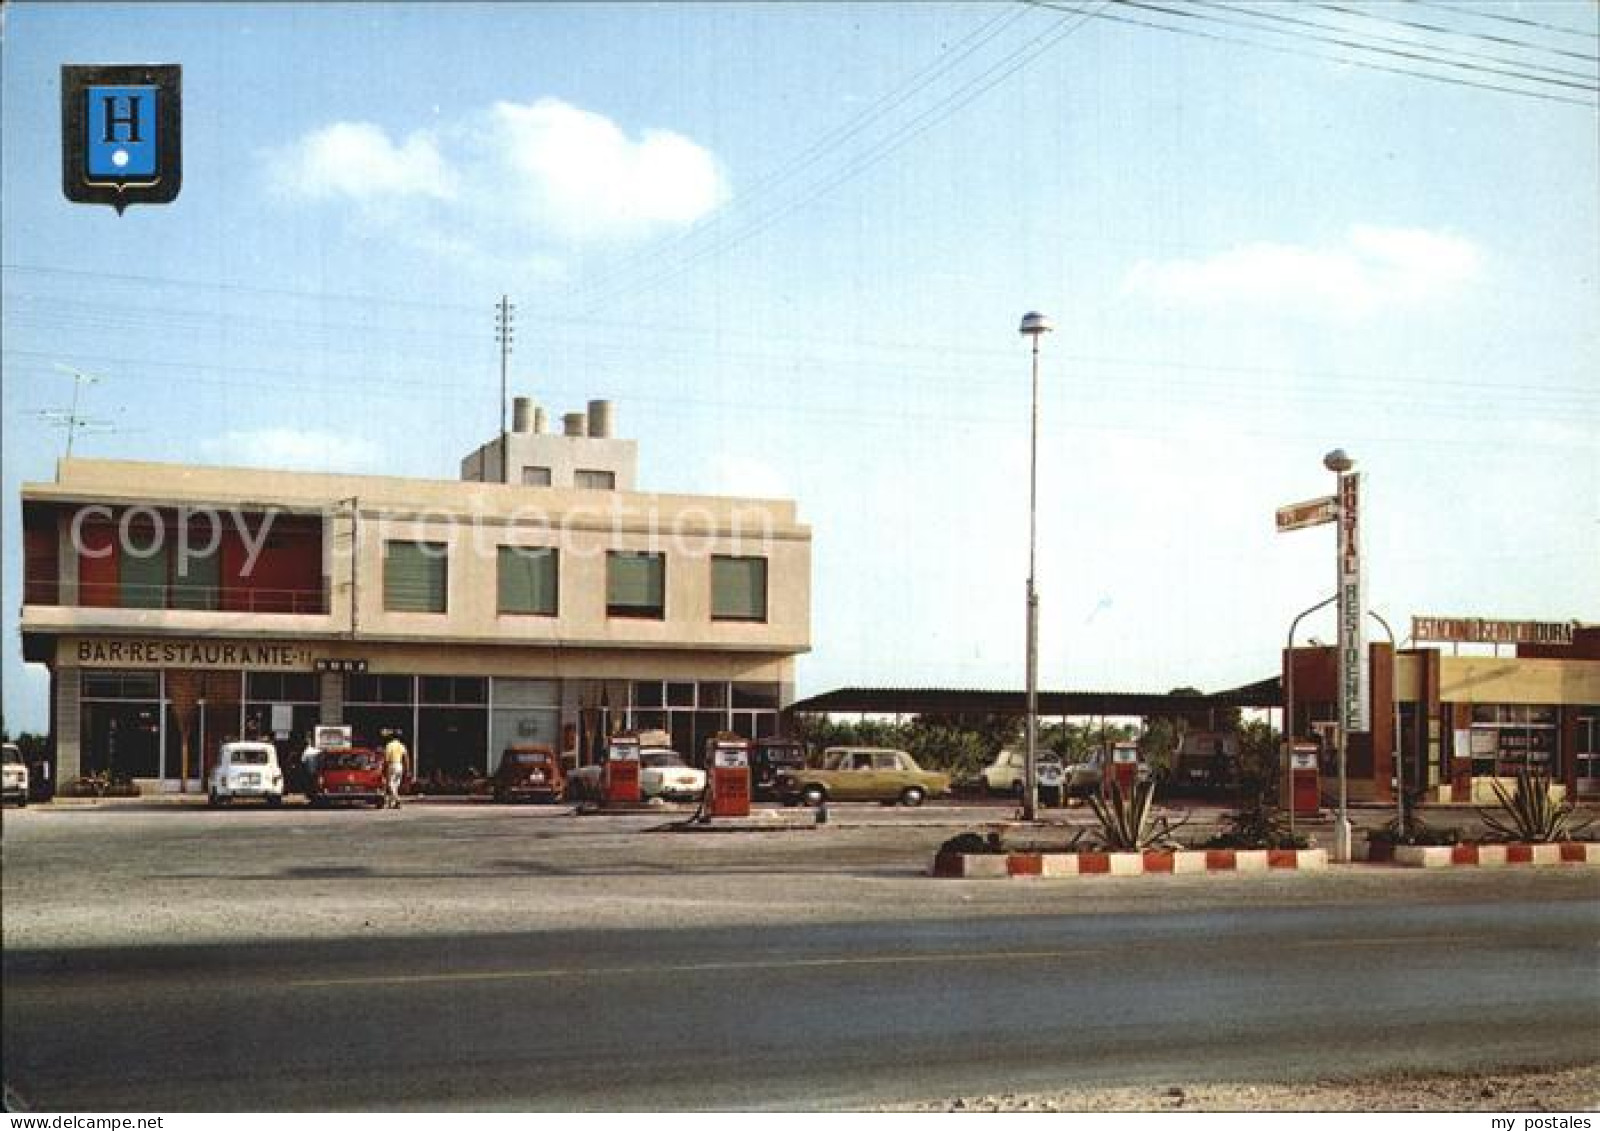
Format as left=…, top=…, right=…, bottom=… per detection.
left=4, top=801, right=1598, bottom=1111
left=6, top=898, right=1599, bottom=1110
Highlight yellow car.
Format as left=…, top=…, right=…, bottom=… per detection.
left=778, top=746, right=950, bottom=807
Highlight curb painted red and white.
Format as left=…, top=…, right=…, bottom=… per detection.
left=931, top=848, right=1328, bottom=878
left=1354, top=841, right=1600, bottom=868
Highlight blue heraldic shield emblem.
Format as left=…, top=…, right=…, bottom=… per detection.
left=62, top=64, right=182, bottom=213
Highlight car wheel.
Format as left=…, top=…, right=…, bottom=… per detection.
left=900, top=787, right=926, bottom=808
left=208, top=791, right=222, bottom=807
left=267, top=794, right=283, bottom=808
left=1010, top=781, right=1024, bottom=799
left=800, top=784, right=827, bottom=807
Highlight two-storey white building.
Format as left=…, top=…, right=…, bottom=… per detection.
left=19, top=399, right=810, bottom=788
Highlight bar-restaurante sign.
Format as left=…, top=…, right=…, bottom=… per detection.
left=74, top=638, right=315, bottom=669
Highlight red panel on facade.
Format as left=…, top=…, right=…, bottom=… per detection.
left=221, top=515, right=323, bottom=613
left=76, top=519, right=120, bottom=607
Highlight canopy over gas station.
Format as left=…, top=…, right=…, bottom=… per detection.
left=787, top=677, right=1281, bottom=719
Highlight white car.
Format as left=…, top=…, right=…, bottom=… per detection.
left=208, top=741, right=285, bottom=807
left=3, top=743, right=29, bottom=807
left=981, top=748, right=1063, bottom=796
left=638, top=749, right=706, bottom=802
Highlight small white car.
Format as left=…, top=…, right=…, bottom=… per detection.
left=3, top=743, right=29, bottom=807
left=981, top=748, right=1063, bottom=796
left=208, top=741, right=285, bottom=807
left=638, top=749, right=706, bottom=802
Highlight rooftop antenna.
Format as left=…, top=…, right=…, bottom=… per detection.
left=40, top=364, right=116, bottom=457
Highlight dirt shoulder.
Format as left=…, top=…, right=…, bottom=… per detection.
left=889, top=1063, right=1600, bottom=1112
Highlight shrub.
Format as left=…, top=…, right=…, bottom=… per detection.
left=1478, top=769, right=1593, bottom=844
left=1204, top=803, right=1312, bottom=850
left=1085, top=780, right=1188, bottom=851
left=937, top=831, right=1005, bottom=856
left=59, top=773, right=140, bottom=799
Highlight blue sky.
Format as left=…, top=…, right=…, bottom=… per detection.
left=4, top=1, right=1597, bottom=731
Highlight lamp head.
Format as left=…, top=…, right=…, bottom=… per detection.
left=1018, top=311, right=1054, bottom=337
left=1323, top=448, right=1354, bottom=473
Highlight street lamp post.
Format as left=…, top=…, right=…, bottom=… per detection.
left=1018, top=312, right=1054, bottom=822
left=1324, top=448, right=1362, bottom=863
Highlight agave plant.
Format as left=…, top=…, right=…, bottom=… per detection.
left=1085, top=779, right=1187, bottom=851
left=1479, top=768, right=1593, bottom=844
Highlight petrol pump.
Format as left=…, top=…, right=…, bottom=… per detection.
left=604, top=733, right=642, bottom=804
left=1110, top=741, right=1140, bottom=794
left=705, top=732, right=751, bottom=819
left=1035, top=759, right=1064, bottom=808
left=1289, top=741, right=1321, bottom=818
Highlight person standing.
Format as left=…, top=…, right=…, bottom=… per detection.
left=382, top=731, right=409, bottom=810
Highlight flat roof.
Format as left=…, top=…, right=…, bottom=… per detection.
left=788, top=678, right=1281, bottom=717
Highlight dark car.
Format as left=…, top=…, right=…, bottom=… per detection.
left=493, top=744, right=564, bottom=803
left=750, top=738, right=807, bottom=800
left=308, top=748, right=385, bottom=808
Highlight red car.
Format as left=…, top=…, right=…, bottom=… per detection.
left=308, top=748, right=385, bottom=808
left=493, top=745, right=564, bottom=804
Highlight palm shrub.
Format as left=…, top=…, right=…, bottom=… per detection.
left=1478, top=768, right=1593, bottom=844
left=1085, top=779, right=1188, bottom=851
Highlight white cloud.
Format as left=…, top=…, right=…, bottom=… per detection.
left=198, top=429, right=387, bottom=474
left=270, top=122, right=455, bottom=201
left=488, top=98, right=727, bottom=241
left=1124, top=225, right=1483, bottom=318
left=265, top=97, right=727, bottom=261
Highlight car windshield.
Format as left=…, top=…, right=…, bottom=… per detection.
left=227, top=749, right=270, bottom=765
left=2, top=748, right=22, bottom=766
left=508, top=752, right=551, bottom=765
left=640, top=750, right=685, bottom=768
left=323, top=751, right=377, bottom=770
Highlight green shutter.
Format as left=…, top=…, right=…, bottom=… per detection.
left=712, top=556, right=767, bottom=620
left=499, top=547, right=558, bottom=615
left=169, top=544, right=220, bottom=610
left=120, top=544, right=169, bottom=609
left=385, top=542, right=447, bottom=612
left=608, top=553, right=664, bottom=615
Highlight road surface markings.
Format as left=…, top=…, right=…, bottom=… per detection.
left=284, top=935, right=1480, bottom=990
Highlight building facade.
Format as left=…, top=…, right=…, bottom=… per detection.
left=20, top=402, right=810, bottom=788
left=1285, top=625, right=1600, bottom=803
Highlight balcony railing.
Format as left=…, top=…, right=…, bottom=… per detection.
left=23, top=576, right=329, bottom=615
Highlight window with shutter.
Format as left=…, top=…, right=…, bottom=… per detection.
left=498, top=546, right=559, bottom=615
left=607, top=552, right=664, bottom=618
left=711, top=555, right=767, bottom=621
left=384, top=541, right=448, bottom=613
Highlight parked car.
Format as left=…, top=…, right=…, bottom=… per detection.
left=307, top=747, right=385, bottom=808
left=493, top=744, right=564, bottom=803
left=638, top=749, right=706, bottom=802
left=207, top=741, right=285, bottom=807
left=750, top=737, right=807, bottom=800
left=980, top=748, right=1064, bottom=798
left=2, top=743, right=29, bottom=807
left=1065, top=744, right=1152, bottom=798
left=778, top=746, right=950, bottom=807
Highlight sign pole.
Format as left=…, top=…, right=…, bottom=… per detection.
left=1332, top=461, right=1367, bottom=863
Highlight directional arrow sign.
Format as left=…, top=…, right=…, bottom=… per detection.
left=1276, top=495, right=1337, bottom=532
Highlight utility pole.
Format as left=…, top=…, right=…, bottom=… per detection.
left=495, top=296, right=515, bottom=484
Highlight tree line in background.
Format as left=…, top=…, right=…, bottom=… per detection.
left=792, top=693, right=1283, bottom=802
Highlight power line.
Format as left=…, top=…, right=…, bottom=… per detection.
left=1193, top=0, right=1597, bottom=91
left=567, top=5, right=1033, bottom=305
left=1311, top=1, right=1600, bottom=66
left=571, top=4, right=1108, bottom=314
left=1405, top=0, right=1599, bottom=42
left=1031, top=0, right=1598, bottom=106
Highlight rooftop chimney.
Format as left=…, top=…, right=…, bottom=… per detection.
left=562, top=412, right=587, bottom=437
left=587, top=399, right=615, bottom=439
left=512, top=397, right=534, bottom=433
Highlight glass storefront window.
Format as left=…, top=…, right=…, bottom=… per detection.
left=82, top=671, right=161, bottom=700
left=347, top=675, right=415, bottom=704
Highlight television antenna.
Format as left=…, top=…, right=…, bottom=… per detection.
left=37, top=363, right=117, bottom=457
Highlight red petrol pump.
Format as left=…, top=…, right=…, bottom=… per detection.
left=604, top=733, right=642, bottom=804
left=1110, top=742, right=1140, bottom=794
left=1290, top=741, right=1321, bottom=818
left=705, top=732, right=751, bottom=818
